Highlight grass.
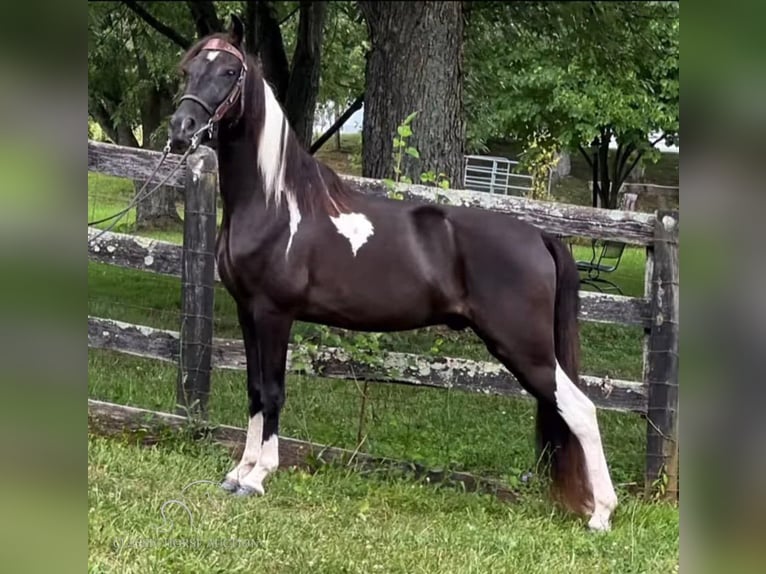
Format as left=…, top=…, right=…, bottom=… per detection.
left=88, top=344, right=648, bottom=485
left=87, top=139, right=677, bottom=572
left=89, top=434, right=678, bottom=573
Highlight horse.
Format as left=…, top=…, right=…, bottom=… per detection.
left=167, top=15, right=618, bottom=531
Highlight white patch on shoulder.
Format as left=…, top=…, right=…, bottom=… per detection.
left=330, top=212, right=374, bottom=256
left=285, top=193, right=301, bottom=258
left=258, top=79, right=287, bottom=206
left=205, top=50, right=220, bottom=61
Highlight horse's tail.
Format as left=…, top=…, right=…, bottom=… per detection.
left=537, top=233, right=595, bottom=516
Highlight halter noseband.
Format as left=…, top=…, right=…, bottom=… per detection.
left=178, top=38, right=248, bottom=131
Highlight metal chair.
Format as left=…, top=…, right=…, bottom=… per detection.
left=576, top=239, right=626, bottom=295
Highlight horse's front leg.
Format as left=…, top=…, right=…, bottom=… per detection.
left=221, top=302, right=292, bottom=496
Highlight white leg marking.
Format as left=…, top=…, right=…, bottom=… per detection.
left=554, top=361, right=619, bottom=531
left=224, top=413, right=263, bottom=485
left=239, top=434, right=279, bottom=495
left=329, top=212, right=374, bottom=256
left=205, top=50, right=220, bottom=61
left=285, top=193, right=301, bottom=258
left=258, top=79, right=287, bottom=205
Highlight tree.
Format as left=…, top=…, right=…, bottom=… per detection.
left=464, top=1, right=679, bottom=208
left=88, top=2, right=189, bottom=229
left=311, top=2, right=367, bottom=151
left=358, top=1, right=466, bottom=186
left=89, top=1, right=335, bottom=228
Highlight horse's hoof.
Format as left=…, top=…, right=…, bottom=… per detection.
left=587, top=515, right=612, bottom=532
left=220, top=479, right=239, bottom=493
left=234, top=485, right=263, bottom=497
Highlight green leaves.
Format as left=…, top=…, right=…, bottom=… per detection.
left=464, top=2, right=679, bottom=157
left=405, top=147, right=420, bottom=159
left=388, top=111, right=451, bottom=192
left=397, top=124, right=413, bottom=138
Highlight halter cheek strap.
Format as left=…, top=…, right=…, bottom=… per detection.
left=178, top=38, right=248, bottom=127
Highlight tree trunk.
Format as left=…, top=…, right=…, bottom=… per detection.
left=334, top=105, right=342, bottom=150
left=248, top=1, right=290, bottom=102
left=135, top=87, right=181, bottom=230
left=359, top=1, right=465, bottom=186
left=598, top=129, right=612, bottom=208
left=185, top=0, right=221, bottom=38
left=285, top=1, right=327, bottom=149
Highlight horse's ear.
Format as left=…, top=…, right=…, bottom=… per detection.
left=228, top=13, right=245, bottom=46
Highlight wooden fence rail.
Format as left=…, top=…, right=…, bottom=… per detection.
left=88, top=140, right=657, bottom=245
left=88, top=316, right=648, bottom=413
left=87, top=227, right=652, bottom=329
left=87, top=140, right=679, bottom=499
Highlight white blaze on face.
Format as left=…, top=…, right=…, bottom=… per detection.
left=205, top=50, right=220, bottom=61
left=553, top=361, right=619, bottom=531
left=258, top=79, right=287, bottom=205
left=285, top=193, right=301, bottom=258
left=330, top=212, right=375, bottom=257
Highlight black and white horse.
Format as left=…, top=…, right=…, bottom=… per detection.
left=168, top=15, right=618, bottom=531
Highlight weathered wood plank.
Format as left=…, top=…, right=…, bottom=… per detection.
left=87, top=227, right=188, bottom=278
left=88, top=316, right=648, bottom=413
left=341, top=175, right=656, bottom=245
left=88, top=140, right=187, bottom=188
left=88, top=140, right=655, bottom=244
left=176, top=146, right=218, bottom=416
left=88, top=399, right=517, bottom=501
left=577, top=291, right=649, bottom=328
left=87, top=229, right=649, bottom=327
left=644, top=211, right=679, bottom=499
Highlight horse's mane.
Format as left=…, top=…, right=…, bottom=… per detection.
left=179, top=32, right=356, bottom=218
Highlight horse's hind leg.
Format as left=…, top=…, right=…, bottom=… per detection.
left=471, top=301, right=617, bottom=530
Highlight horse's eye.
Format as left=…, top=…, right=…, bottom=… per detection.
left=227, top=69, right=236, bottom=77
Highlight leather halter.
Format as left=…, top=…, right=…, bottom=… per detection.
left=179, top=38, right=248, bottom=126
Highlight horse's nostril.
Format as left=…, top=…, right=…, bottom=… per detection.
left=182, top=117, right=196, bottom=132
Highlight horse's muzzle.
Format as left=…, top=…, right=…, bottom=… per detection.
left=168, top=103, right=210, bottom=152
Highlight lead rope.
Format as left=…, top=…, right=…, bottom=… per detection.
left=88, top=121, right=213, bottom=245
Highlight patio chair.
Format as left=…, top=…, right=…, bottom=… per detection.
left=576, top=239, right=626, bottom=295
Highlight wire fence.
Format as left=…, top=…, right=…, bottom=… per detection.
left=87, top=139, right=678, bottom=497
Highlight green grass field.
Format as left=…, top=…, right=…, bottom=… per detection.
left=88, top=433, right=678, bottom=574
left=87, top=145, right=678, bottom=572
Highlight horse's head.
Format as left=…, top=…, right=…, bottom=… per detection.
left=169, top=14, right=248, bottom=151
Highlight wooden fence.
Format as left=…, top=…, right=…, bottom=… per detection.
left=87, top=140, right=679, bottom=499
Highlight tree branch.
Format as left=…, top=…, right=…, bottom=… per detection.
left=310, top=92, right=365, bottom=154
left=578, top=144, right=595, bottom=169
left=615, top=140, right=636, bottom=183
left=612, top=140, right=624, bottom=191
left=650, top=132, right=667, bottom=147
left=279, top=5, right=300, bottom=26
left=121, top=1, right=191, bottom=49
left=618, top=150, right=645, bottom=188
left=185, top=0, right=221, bottom=38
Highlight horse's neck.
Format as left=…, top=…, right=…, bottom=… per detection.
left=216, top=132, right=267, bottom=212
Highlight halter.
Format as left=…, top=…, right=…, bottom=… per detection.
left=88, top=39, right=249, bottom=242
left=178, top=38, right=248, bottom=146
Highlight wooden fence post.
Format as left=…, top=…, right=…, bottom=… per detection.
left=176, top=145, right=218, bottom=418
left=644, top=210, right=679, bottom=499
